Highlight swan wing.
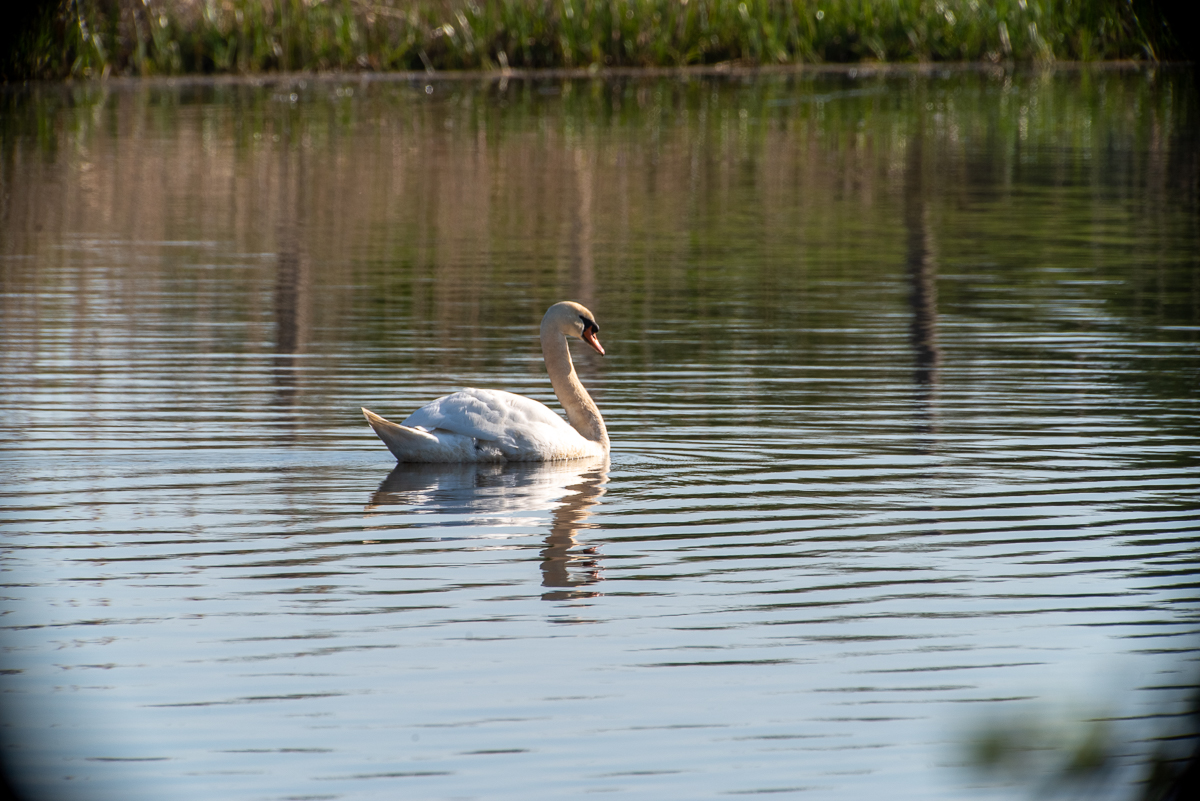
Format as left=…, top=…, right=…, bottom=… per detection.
left=362, top=408, right=482, bottom=462
left=399, top=388, right=596, bottom=461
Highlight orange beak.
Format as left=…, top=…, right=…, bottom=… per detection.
left=582, top=328, right=605, bottom=356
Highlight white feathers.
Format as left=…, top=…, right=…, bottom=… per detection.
left=362, top=302, right=609, bottom=463
left=363, top=389, right=604, bottom=462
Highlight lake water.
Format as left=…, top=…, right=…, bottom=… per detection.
left=1, top=65, right=1198, bottom=801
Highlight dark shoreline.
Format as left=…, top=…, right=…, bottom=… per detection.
left=3, top=58, right=1185, bottom=93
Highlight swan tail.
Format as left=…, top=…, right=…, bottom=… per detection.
left=362, top=408, right=441, bottom=461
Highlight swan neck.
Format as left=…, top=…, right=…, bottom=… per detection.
left=541, top=325, right=608, bottom=450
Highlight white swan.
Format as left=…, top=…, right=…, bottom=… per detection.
left=362, top=301, right=609, bottom=462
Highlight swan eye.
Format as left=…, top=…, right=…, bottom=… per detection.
left=579, top=316, right=599, bottom=334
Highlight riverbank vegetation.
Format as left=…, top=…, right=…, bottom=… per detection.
left=2, top=0, right=1182, bottom=80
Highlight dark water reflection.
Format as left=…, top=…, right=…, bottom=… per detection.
left=368, top=459, right=608, bottom=599
left=1, top=66, right=1198, bottom=800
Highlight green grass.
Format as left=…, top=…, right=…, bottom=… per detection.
left=4, top=0, right=1169, bottom=80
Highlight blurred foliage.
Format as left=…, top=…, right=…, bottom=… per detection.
left=965, top=688, right=1199, bottom=801
left=0, top=0, right=1179, bottom=81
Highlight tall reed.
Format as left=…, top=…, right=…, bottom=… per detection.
left=7, top=0, right=1165, bottom=80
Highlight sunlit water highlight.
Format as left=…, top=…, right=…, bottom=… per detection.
left=1, top=66, right=1198, bottom=801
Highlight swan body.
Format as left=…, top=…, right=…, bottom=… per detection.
left=363, top=301, right=608, bottom=463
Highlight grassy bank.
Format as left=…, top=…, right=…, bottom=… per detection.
left=2, top=0, right=1179, bottom=81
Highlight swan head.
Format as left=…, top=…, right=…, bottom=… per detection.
left=543, top=301, right=605, bottom=356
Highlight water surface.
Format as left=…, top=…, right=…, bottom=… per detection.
left=1, top=66, right=1198, bottom=801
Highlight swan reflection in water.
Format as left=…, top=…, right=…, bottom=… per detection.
left=366, top=457, right=609, bottom=600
